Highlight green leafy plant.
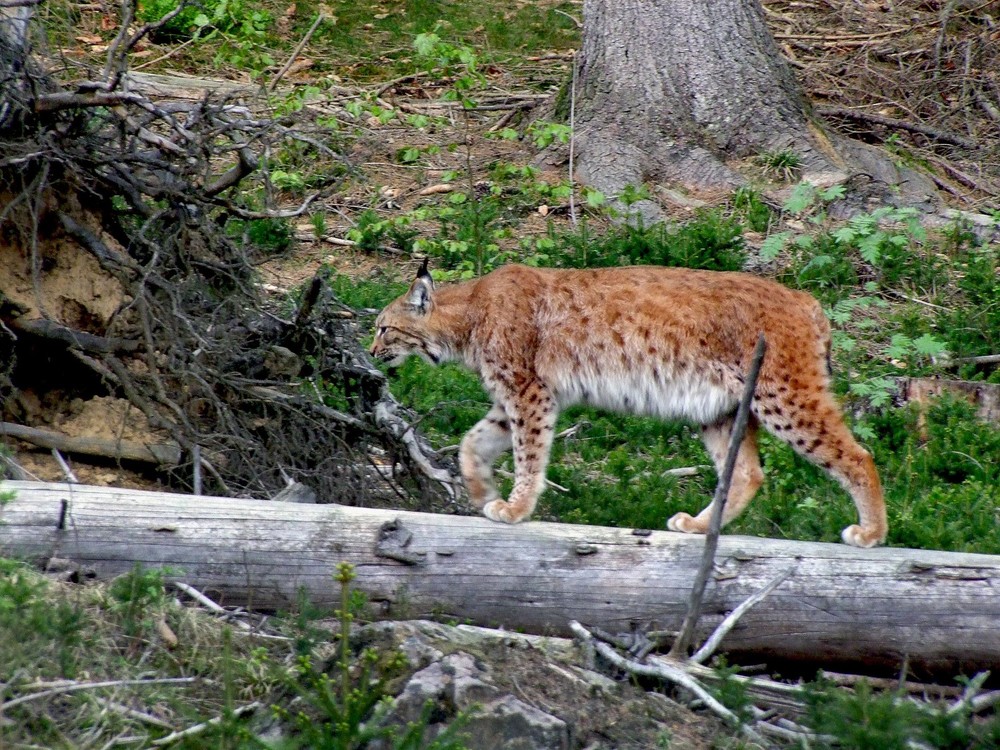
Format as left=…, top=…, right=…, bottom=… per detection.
left=414, top=28, right=486, bottom=109
left=549, top=210, right=746, bottom=272
left=782, top=181, right=845, bottom=217
left=311, top=212, right=328, bottom=239
left=246, top=216, right=293, bottom=254
left=730, top=187, right=773, bottom=233
left=411, top=32, right=500, bottom=275
left=276, top=563, right=468, bottom=749
left=108, top=564, right=170, bottom=638
left=783, top=232, right=858, bottom=300
left=831, top=206, right=925, bottom=267
left=709, top=657, right=753, bottom=723
left=802, top=677, right=1000, bottom=749
left=619, top=183, right=653, bottom=208
left=757, top=148, right=801, bottom=181
left=271, top=169, right=308, bottom=192
left=937, top=242, right=999, bottom=369
left=138, top=0, right=275, bottom=71
left=527, top=120, right=572, bottom=149
left=137, top=0, right=202, bottom=40
left=0, top=559, right=85, bottom=678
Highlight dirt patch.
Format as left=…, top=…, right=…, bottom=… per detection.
left=0, top=202, right=128, bottom=331
left=51, top=395, right=162, bottom=444
left=474, top=636, right=721, bottom=749
left=4, top=396, right=169, bottom=488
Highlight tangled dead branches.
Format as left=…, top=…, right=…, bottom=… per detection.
left=0, top=5, right=459, bottom=508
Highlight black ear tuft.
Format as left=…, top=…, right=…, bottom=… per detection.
left=417, top=256, right=431, bottom=281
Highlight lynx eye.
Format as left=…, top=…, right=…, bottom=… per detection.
left=378, top=326, right=388, bottom=337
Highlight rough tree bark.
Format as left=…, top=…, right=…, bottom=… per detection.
left=573, top=0, right=937, bottom=218
left=3, top=481, right=998, bottom=677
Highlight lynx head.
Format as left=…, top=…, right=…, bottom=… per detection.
left=370, top=259, right=444, bottom=366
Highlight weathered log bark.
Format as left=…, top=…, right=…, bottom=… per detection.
left=2, top=480, right=998, bottom=676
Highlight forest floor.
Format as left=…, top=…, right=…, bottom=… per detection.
left=1, top=1, right=999, bottom=747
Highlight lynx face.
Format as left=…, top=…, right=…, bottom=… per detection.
left=371, top=275, right=440, bottom=366
left=372, top=263, right=887, bottom=548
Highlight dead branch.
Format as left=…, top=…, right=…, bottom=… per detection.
left=571, top=620, right=765, bottom=743
left=268, top=12, right=327, bottom=93
left=816, top=106, right=976, bottom=149
left=151, top=702, right=261, bottom=747
left=0, top=678, right=197, bottom=714
left=690, top=568, right=794, bottom=665
left=0, top=422, right=182, bottom=465
left=950, top=354, right=1000, bottom=366
left=8, top=317, right=139, bottom=354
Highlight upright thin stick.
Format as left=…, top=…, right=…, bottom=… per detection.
left=192, top=444, right=202, bottom=496
left=568, top=51, right=578, bottom=228
left=268, top=13, right=326, bottom=93
left=670, top=334, right=767, bottom=659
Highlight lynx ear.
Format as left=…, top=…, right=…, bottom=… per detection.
left=407, top=267, right=434, bottom=315
left=417, top=256, right=432, bottom=281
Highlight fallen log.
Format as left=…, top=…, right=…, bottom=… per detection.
left=897, top=377, right=1000, bottom=426
left=0, top=423, right=182, bottom=466
left=1, top=481, right=998, bottom=676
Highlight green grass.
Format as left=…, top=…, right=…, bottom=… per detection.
left=311, top=0, right=579, bottom=77
left=0, top=560, right=465, bottom=748
left=0, top=561, right=282, bottom=746
left=129, top=0, right=580, bottom=81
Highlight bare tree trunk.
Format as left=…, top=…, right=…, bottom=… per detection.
left=3, top=481, right=998, bottom=676
left=573, top=0, right=937, bottom=219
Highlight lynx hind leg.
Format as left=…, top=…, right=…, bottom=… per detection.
left=754, top=384, right=887, bottom=548
left=460, top=404, right=512, bottom=509
left=483, top=381, right=557, bottom=524
left=668, top=416, right=764, bottom=535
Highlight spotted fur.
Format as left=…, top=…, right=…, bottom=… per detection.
left=371, top=263, right=887, bottom=547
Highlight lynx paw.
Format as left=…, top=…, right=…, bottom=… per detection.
left=841, top=524, right=884, bottom=548
left=667, top=512, right=704, bottom=534
left=467, top=489, right=499, bottom=510
left=483, top=500, right=525, bottom=524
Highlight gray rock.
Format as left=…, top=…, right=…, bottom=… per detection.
left=391, top=660, right=451, bottom=725
left=462, top=695, right=569, bottom=750
left=385, top=651, right=568, bottom=749
left=441, top=652, right=501, bottom=708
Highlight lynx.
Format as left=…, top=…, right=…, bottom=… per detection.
left=371, top=262, right=887, bottom=548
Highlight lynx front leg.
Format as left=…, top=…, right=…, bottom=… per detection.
left=459, top=403, right=513, bottom=509
left=483, top=381, right=557, bottom=524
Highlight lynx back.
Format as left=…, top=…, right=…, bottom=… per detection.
left=371, top=263, right=886, bottom=547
